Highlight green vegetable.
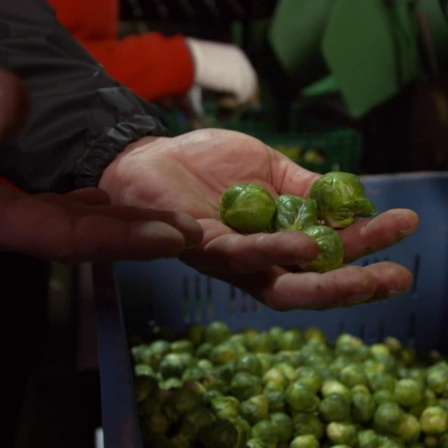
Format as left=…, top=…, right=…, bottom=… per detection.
left=309, top=171, right=377, bottom=228
left=273, top=194, right=318, bottom=231
left=298, top=225, right=344, bottom=273
left=130, top=322, right=448, bottom=448
left=219, top=183, right=276, bottom=234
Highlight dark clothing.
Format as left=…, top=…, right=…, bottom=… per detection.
left=0, top=0, right=167, bottom=194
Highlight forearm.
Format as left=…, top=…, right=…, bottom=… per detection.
left=0, top=0, right=167, bottom=194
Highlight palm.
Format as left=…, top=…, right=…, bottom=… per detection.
left=100, top=129, right=420, bottom=309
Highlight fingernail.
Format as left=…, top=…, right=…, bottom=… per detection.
left=397, top=227, right=416, bottom=241
left=345, top=292, right=374, bottom=305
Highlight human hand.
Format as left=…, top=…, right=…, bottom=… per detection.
left=185, top=38, right=258, bottom=106
left=99, top=128, right=419, bottom=310
left=0, top=185, right=202, bottom=262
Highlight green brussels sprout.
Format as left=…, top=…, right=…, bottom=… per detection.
left=373, top=389, right=396, bottom=406
left=285, top=381, right=320, bottom=413
left=318, top=393, right=351, bottom=422
left=263, top=386, right=286, bottom=413
left=426, top=363, right=448, bottom=395
left=357, top=428, right=380, bottom=448
left=270, top=412, right=294, bottom=443
left=273, top=194, right=318, bottom=231
left=419, top=406, right=448, bottom=435
left=326, top=422, right=357, bottom=446
left=321, top=379, right=350, bottom=398
left=289, top=434, right=320, bottom=448
left=240, top=394, right=270, bottom=425
left=159, top=353, right=193, bottom=379
left=171, top=339, right=195, bottom=355
left=219, top=183, right=277, bottom=234
left=204, top=321, right=232, bottom=345
left=229, top=372, right=263, bottom=401
left=394, top=378, right=423, bottom=408
left=210, top=396, right=241, bottom=420
left=395, top=413, right=421, bottom=443
left=368, top=372, right=397, bottom=392
left=295, top=366, right=323, bottom=393
left=277, top=328, right=305, bottom=351
left=143, top=412, right=169, bottom=436
left=231, top=416, right=252, bottom=448
left=184, top=323, right=206, bottom=346
left=339, top=363, right=369, bottom=388
left=309, top=171, right=377, bottom=229
left=298, top=225, right=344, bottom=273
left=247, top=332, right=275, bottom=353
left=244, top=438, right=272, bottom=448
left=351, top=390, right=377, bottom=423
left=134, top=363, right=157, bottom=378
left=210, top=341, right=240, bottom=365
left=252, top=419, right=279, bottom=446
left=292, top=412, right=325, bottom=440
left=373, top=402, right=405, bottom=434
left=234, top=353, right=264, bottom=376
left=263, top=367, right=286, bottom=389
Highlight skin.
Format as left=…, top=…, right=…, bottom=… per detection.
left=98, top=130, right=420, bottom=310
left=0, top=69, right=203, bottom=262
left=0, top=70, right=420, bottom=310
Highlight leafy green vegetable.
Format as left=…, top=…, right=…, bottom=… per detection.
left=219, top=183, right=276, bottom=234
left=273, top=194, right=318, bottom=231
left=299, top=225, right=344, bottom=272
left=309, top=171, right=377, bottom=228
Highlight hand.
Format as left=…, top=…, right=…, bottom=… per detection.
left=185, top=38, right=258, bottom=105
left=0, top=186, right=202, bottom=262
left=99, top=128, right=420, bottom=310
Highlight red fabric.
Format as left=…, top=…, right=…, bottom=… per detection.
left=47, top=0, right=195, bottom=102
left=0, top=175, right=22, bottom=192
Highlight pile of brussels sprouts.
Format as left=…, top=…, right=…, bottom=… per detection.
left=130, top=321, right=448, bottom=448
left=219, top=172, right=378, bottom=273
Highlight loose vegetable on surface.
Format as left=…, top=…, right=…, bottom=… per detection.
left=131, top=321, right=448, bottom=448
left=218, top=171, right=377, bottom=273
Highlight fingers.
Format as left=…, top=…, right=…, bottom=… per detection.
left=208, top=262, right=413, bottom=312
left=340, top=209, right=419, bottom=262
left=182, top=219, right=319, bottom=273
left=0, top=190, right=203, bottom=262
left=0, top=69, right=30, bottom=139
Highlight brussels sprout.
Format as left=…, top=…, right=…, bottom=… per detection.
left=273, top=194, right=318, bottom=231
left=373, top=402, right=405, bottom=434
left=395, top=413, right=421, bottom=443
left=230, top=372, right=263, bottom=401
left=210, top=341, right=240, bottom=366
left=295, top=366, right=323, bottom=393
left=277, top=328, right=305, bottom=351
left=419, top=406, right=448, bottom=435
left=159, top=353, right=193, bottom=379
left=309, top=171, right=377, bottom=229
left=205, top=321, right=232, bottom=345
left=357, top=428, right=380, bottom=448
left=244, top=438, right=272, bottom=448
left=234, top=352, right=264, bottom=376
left=285, top=381, right=320, bottom=413
left=426, top=363, right=448, bottom=395
left=144, top=412, right=169, bottom=435
left=252, top=419, right=279, bottom=446
left=351, top=390, right=377, bottom=423
left=241, top=394, right=270, bottom=424
left=263, top=367, right=286, bottom=389
left=171, top=339, right=195, bottom=355
left=210, top=396, right=241, bottom=420
left=135, top=363, right=157, bottom=378
left=298, top=225, right=344, bottom=273
left=289, top=434, right=320, bottom=448
left=270, top=412, right=294, bottom=443
left=134, top=375, right=159, bottom=403
left=321, top=379, right=350, bottom=398
left=339, top=363, right=368, bottom=388
left=394, top=378, right=423, bottom=408
left=292, top=412, right=325, bottom=439
left=318, top=393, right=351, bottom=422
left=326, top=421, right=357, bottom=446
left=247, top=332, right=275, bottom=353
left=263, top=386, right=286, bottom=413
left=219, top=183, right=277, bottom=234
